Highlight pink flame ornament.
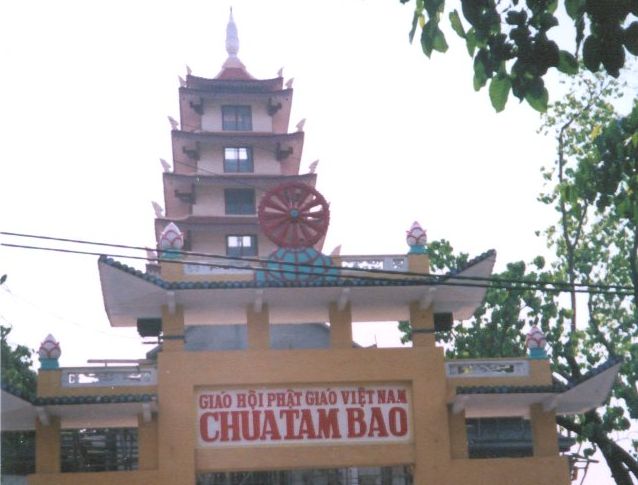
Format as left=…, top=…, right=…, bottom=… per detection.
left=38, top=334, right=61, bottom=359
left=526, top=325, right=548, bottom=359
left=406, top=221, right=427, bottom=254
left=159, top=222, right=184, bottom=251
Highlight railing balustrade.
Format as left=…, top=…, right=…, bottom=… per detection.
left=338, top=255, right=408, bottom=272
left=61, top=367, right=157, bottom=388
left=445, top=359, right=530, bottom=378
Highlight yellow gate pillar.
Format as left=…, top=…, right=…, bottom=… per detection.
left=35, top=415, right=60, bottom=473
left=530, top=403, right=559, bottom=457
left=247, top=304, right=270, bottom=350
left=329, top=302, right=352, bottom=349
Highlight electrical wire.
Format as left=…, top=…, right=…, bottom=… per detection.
left=1, top=235, right=634, bottom=297
left=2, top=230, right=635, bottom=293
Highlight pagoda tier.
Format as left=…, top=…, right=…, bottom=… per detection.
left=179, top=76, right=293, bottom=135
left=163, top=172, right=317, bottom=219
left=170, top=130, right=305, bottom=177
left=152, top=218, right=326, bottom=259
left=152, top=217, right=288, bottom=258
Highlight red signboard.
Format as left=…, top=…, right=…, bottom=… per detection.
left=197, top=384, right=411, bottom=447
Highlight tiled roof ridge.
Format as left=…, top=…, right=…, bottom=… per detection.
left=172, top=130, right=304, bottom=141
left=34, top=393, right=157, bottom=406
left=456, top=383, right=566, bottom=395
left=1, top=381, right=36, bottom=403
left=164, top=172, right=315, bottom=181
left=440, top=249, right=497, bottom=279
left=99, top=248, right=496, bottom=290
left=185, top=74, right=283, bottom=91
left=566, top=356, right=623, bottom=388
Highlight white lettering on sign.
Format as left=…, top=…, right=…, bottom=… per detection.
left=196, top=385, right=411, bottom=447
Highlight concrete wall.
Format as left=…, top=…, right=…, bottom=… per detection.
left=185, top=323, right=330, bottom=351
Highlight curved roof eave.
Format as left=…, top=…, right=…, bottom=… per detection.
left=98, top=250, right=495, bottom=327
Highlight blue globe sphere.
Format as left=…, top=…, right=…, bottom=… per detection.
left=256, top=248, right=340, bottom=283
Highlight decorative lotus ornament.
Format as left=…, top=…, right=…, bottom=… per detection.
left=38, top=334, right=61, bottom=369
left=159, top=222, right=184, bottom=258
left=406, top=221, right=427, bottom=254
left=526, top=325, right=548, bottom=359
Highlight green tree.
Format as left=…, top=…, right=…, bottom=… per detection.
left=400, top=73, right=638, bottom=483
left=536, top=73, right=635, bottom=484
left=591, top=101, right=638, bottom=304
left=400, top=0, right=638, bottom=112
left=1, top=325, right=37, bottom=397
left=1, top=324, right=37, bottom=476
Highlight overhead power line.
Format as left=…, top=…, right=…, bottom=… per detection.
left=1, top=231, right=634, bottom=297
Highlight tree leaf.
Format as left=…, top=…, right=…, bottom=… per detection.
left=565, top=0, right=585, bottom=19
left=473, top=51, right=489, bottom=91
left=590, top=124, right=603, bottom=140
left=525, top=84, right=548, bottom=112
left=424, top=0, right=445, bottom=17
left=557, top=50, right=579, bottom=74
left=465, top=28, right=477, bottom=56
left=420, top=21, right=434, bottom=57
left=623, top=22, right=638, bottom=56
left=433, top=27, right=449, bottom=53
left=601, top=43, right=625, bottom=78
left=489, top=74, right=511, bottom=112
left=583, top=35, right=602, bottom=72
left=409, top=11, right=420, bottom=43
left=449, top=10, right=466, bottom=39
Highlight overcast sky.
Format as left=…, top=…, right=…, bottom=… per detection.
left=0, top=3, right=634, bottom=481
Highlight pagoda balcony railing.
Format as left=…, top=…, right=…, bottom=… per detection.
left=184, top=258, right=254, bottom=276
left=338, top=255, right=408, bottom=272
left=181, top=255, right=409, bottom=277
left=61, top=366, right=157, bottom=388
left=445, top=359, right=530, bottom=378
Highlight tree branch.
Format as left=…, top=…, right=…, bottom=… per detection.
left=586, top=297, right=615, bottom=356
left=557, top=415, right=638, bottom=482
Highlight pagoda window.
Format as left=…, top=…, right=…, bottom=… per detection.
left=61, top=427, right=138, bottom=472
left=224, top=147, right=254, bottom=173
left=226, top=235, right=257, bottom=257
left=224, top=188, right=255, bottom=215
left=222, top=105, right=252, bottom=131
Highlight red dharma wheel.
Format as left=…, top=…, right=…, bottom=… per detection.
left=258, top=182, right=330, bottom=248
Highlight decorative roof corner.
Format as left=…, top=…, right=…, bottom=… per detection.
left=451, top=357, right=622, bottom=418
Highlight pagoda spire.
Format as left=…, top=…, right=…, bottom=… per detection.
left=218, top=7, right=251, bottom=76
left=225, top=8, right=239, bottom=59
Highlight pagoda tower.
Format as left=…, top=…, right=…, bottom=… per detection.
left=156, top=11, right=321, bottom=271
